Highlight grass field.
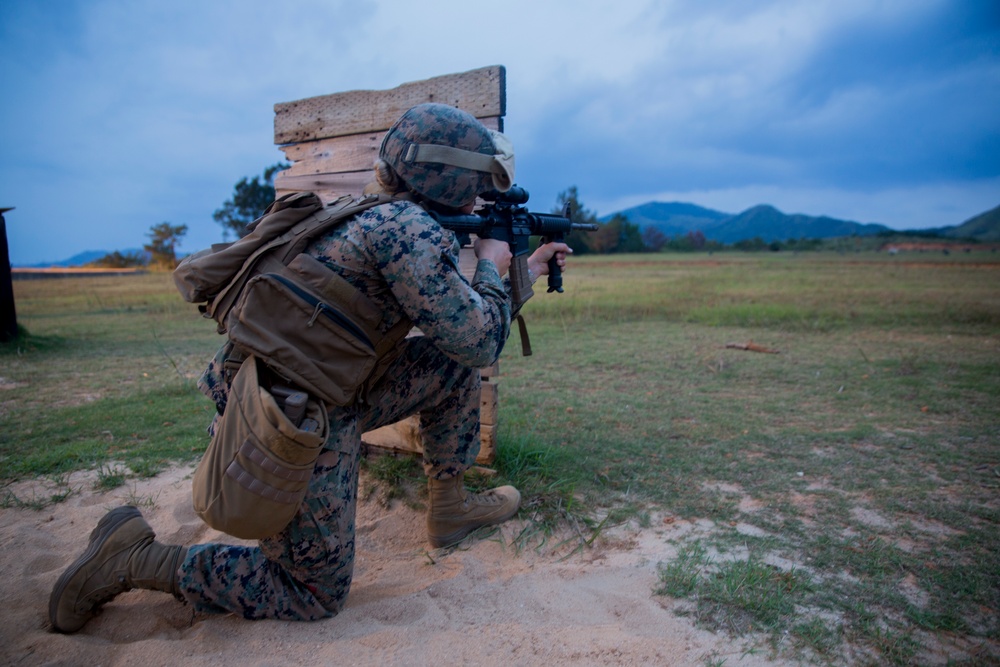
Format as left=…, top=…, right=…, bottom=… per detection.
left=2, top=252, right=998, bottom=665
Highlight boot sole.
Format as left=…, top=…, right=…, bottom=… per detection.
left=48, top=505, right=142, bottom=633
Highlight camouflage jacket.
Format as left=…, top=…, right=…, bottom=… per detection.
left=198, top=198, right=516, bottom=411
left=306, top=198, right=514, bottom=368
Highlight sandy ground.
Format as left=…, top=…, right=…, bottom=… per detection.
left=0, top=464, right=795, bottom=667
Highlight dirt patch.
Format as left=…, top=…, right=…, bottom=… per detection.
left=0, top=465, right=797, bottom=667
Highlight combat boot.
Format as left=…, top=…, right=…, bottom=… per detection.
left=426, top=474, right=520, bottom=548
left=49, top=506, right=187, bottom=633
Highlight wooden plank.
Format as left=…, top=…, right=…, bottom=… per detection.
left=273, top=157, right=493, bottom=200
left=278, top=133, right=382, bottom=176
left=478, top=423, right=497, bottom=464
left=360, top=418, right=498, bottom=465
left=277, top=116, right=503, bottom=178
left=362, top=415, right=422, bottom=455
left=274, top=171, right=372, bottom=201
left=480, top=380, right=499, bottom=426
left=274, top=65, right=505, bottom=144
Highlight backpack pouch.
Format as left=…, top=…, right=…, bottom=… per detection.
left=192, top=356, right=328, bottom=539
left=226, top=253, right=383, bottom=407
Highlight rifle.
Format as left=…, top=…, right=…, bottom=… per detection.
left=427, top=186, right=598, bottom=306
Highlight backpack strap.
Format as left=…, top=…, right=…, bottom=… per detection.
left=515, top=314, right=532, bottom=356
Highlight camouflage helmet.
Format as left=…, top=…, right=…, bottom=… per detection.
left=379, top=103, right=515, bottom=208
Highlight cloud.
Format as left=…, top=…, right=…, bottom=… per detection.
left=505, top=0, right=999, bottom=218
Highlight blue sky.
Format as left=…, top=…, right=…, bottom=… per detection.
left=1, top=0, right=997, bottom=265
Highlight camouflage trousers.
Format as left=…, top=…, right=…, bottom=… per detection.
left=177, top=336, right=481, bottom=620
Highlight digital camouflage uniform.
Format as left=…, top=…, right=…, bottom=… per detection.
left=181, top=199, right=515, bottom=620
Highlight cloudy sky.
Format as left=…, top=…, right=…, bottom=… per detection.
left=1, top=0, right=997, bottom=265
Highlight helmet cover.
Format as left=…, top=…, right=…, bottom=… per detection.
left=379, top=103, right=514, bottom=208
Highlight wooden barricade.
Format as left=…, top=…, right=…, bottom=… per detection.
left=273, top=65, right=505, bottom=202
left=272, top=66, right=505, bottom=464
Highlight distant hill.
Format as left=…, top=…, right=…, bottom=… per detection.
left=608, top=202, right=731, bottom=237
left=709, top=205, right=889, bottom=244
left=606, top=202, right=889, bottom=243
left=21, top=248, right=145, bottom=268
left=942, top=204, right=1000, bottom=242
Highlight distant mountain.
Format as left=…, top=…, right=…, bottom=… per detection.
left=942, top=204, right=1000, bottom=242
left=606, top=202, right=731, bottom=237
left=709, top=205, right=889, bottom=243
left=20, top=248, right=145, bottom=268
left=606, top=202, right=889, bottom=243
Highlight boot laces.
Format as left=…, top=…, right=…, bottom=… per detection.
left=468, top=489, right=505, bottom=507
